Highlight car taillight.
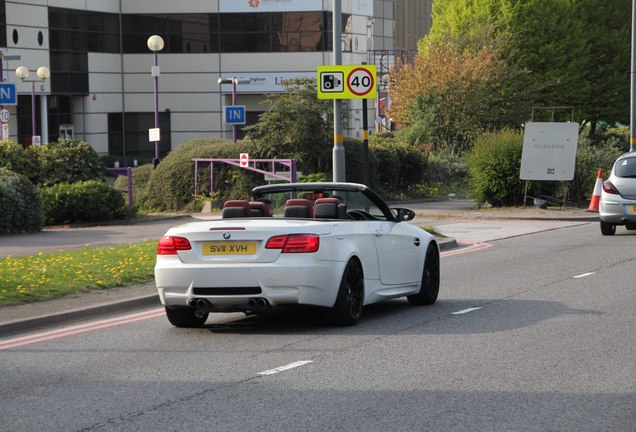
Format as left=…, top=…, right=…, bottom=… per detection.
left=265, top=234, right=320, bottom=253
left=602, top=180, right=620, bottom=195
left=157, top=236, right=192, bottom=255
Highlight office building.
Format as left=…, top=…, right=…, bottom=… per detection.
left=0, top=0, right=430, bottom=161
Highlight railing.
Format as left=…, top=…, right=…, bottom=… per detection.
left=105, top=167, right=133, bottom=207
left=192, top=158, right=297, bottom=197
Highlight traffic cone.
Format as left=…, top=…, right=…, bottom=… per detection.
left=587, top=167, right=603, bottom=212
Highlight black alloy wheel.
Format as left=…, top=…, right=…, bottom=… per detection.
left=329, top=259, right=364, bottom=326
left=407, top=242, right=440, bottom=306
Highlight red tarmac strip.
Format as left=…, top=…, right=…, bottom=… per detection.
left=0, top=308, right=165, bottom=350
left=441, top=241, right=493, bottom=257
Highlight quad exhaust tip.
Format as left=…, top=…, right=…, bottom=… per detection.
left=248, top=298, right=270, bottom=308
left=188, top=298, right=213, bottom=310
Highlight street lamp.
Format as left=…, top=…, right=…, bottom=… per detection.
left=147, top=35, right=164, bottom=167
left=16, top=65, right=50, bottom=145
left=218, top=77, right=249, bottom=143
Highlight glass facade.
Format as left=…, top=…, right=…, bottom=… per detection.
left=0, top=1, right=6, bottom=49
left=48, top=7, right=120, bottom=94
left=108, top=112, right=171, bottom=161
left=121, top=12, right=331, bottom=54
left=122, top=14, right=219, bottom=53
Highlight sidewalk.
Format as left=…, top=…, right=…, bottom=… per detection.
left=0, top=201, right=598, bottom=336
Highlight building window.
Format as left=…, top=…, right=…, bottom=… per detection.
left=108, top=112, right=171, bottom=161
left=122, top=14, right=218, bottom=54
left=0, top=0, right=5, bottom=48
left=120, top=11, right=336, bottom=54
left=48, top=7, right=120, bottom=95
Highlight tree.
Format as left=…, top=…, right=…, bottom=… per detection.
left=243, top=78, right=335, bottom=173
left=389, top=44, right=524, bottom=154
left=574, top=0, right=630, bottom=132
left=418, top=0, right=630, bottom=129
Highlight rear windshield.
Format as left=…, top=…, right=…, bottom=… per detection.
left=614, top=156, right=636, bottom=178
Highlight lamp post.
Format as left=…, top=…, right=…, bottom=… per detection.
left=218, top=77, right=249, bottom=143
left=147, top=35, right=164, bottom=167
left=15, top=65, right=50, bottom=145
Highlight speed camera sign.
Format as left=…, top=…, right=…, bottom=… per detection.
left=317, top=65, right=377, bottom=99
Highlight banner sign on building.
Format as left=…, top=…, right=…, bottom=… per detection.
left=220, top=0, right=322, bottom=13
left=219, top=72, right=315, bottom=93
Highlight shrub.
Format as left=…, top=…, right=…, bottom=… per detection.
left=37, top=139, right=106, bottom=187
left=0, top=140, right=41, bottom=184
left=468, top=129, right=525, bottom=207
left=113, top=163, right=154, bottom=208
left=140, top=137, right=262, bottom=211
left=40, top=181, right=129, bottom=225
left=566, top=131, right=623, bottom=205
left=344, top=137, right=378, bottom=187
left=0, top=168, right=44, bottom=234
left=368, top=133, right=426, bottom=194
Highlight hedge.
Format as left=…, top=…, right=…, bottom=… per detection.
left=0, top=168, right=44, bottom=234
left=40, top=181, right=129, bottom=225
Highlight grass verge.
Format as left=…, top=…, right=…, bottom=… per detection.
left=420, top=225, right=445, bottom=237
left=0, top=240, right=157, bottom=307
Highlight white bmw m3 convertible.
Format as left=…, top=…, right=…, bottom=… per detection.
left=155, top=182, right=440, bottom=327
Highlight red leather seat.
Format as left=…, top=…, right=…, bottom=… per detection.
left=284, top=199, right=313, bottom=218
left=222, top=200, right=251, bottom=218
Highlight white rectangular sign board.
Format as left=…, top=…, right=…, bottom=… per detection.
left=148, top=128, right=160, bottom=142
left=520, top=122, right=579, bottom=181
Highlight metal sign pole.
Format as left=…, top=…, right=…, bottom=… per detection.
left=332, top=0, right=345, bottom=182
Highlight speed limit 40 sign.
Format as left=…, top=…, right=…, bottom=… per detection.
left=317, top=64, right=377, bottom=100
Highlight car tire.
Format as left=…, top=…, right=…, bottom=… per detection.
left=165, top=307, right=209, bottom=328
left=328, top=259, right=364, bottom=326
left=600, top=220, right=616, bottom=236
left=407, top=242, right=440, bottom=306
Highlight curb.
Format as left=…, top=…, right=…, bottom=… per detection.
left=437, top=237, right=457, bottom=251
left=0, top=294, right=161, bottom=337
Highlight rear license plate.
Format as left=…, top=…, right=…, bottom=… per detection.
left=630, top=205, right=636, bottom=213
left=202, top=241, right=256, bottom=255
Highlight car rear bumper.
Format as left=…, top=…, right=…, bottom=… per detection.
left=599, top=199, right=636, bottom=224
left=155, top=255, right=346, bottom=310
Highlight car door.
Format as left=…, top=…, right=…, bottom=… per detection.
left=370, top=221, right=423, bottom=285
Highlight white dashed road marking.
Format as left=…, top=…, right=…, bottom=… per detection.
left=573, top=272, right=595, bottom=279
left=452, top=307, right=482, bottom=315
left=258, top=361, right=313, bottom=376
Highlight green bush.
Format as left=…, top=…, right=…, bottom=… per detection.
left=0, top=168, right=44, bottom=234
left=40, top=181, right=129, bottom=225
left=37, top=139, right=106, bottom=187
left=0, top=140, right=41, bottom=184
left=368, top=133, right=426, bottom=194
left=468, top=129, right=525, bottom=207
left=344, top=137, right=378, bottom=186
left=140, top=137, right=263, bottom=211
left=113, top=163, right=154, bottom=208
left=564, top=131, right=623, bottom=205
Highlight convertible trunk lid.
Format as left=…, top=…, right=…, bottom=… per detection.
left=163, top=218, right=333, bottom=264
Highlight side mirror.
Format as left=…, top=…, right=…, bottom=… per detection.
left=394, top=208, right=415, bottom=221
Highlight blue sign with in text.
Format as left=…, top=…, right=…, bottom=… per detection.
left=0, top=83, right=17, bottom=105
left=224, top=105, right=246, bottom=125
